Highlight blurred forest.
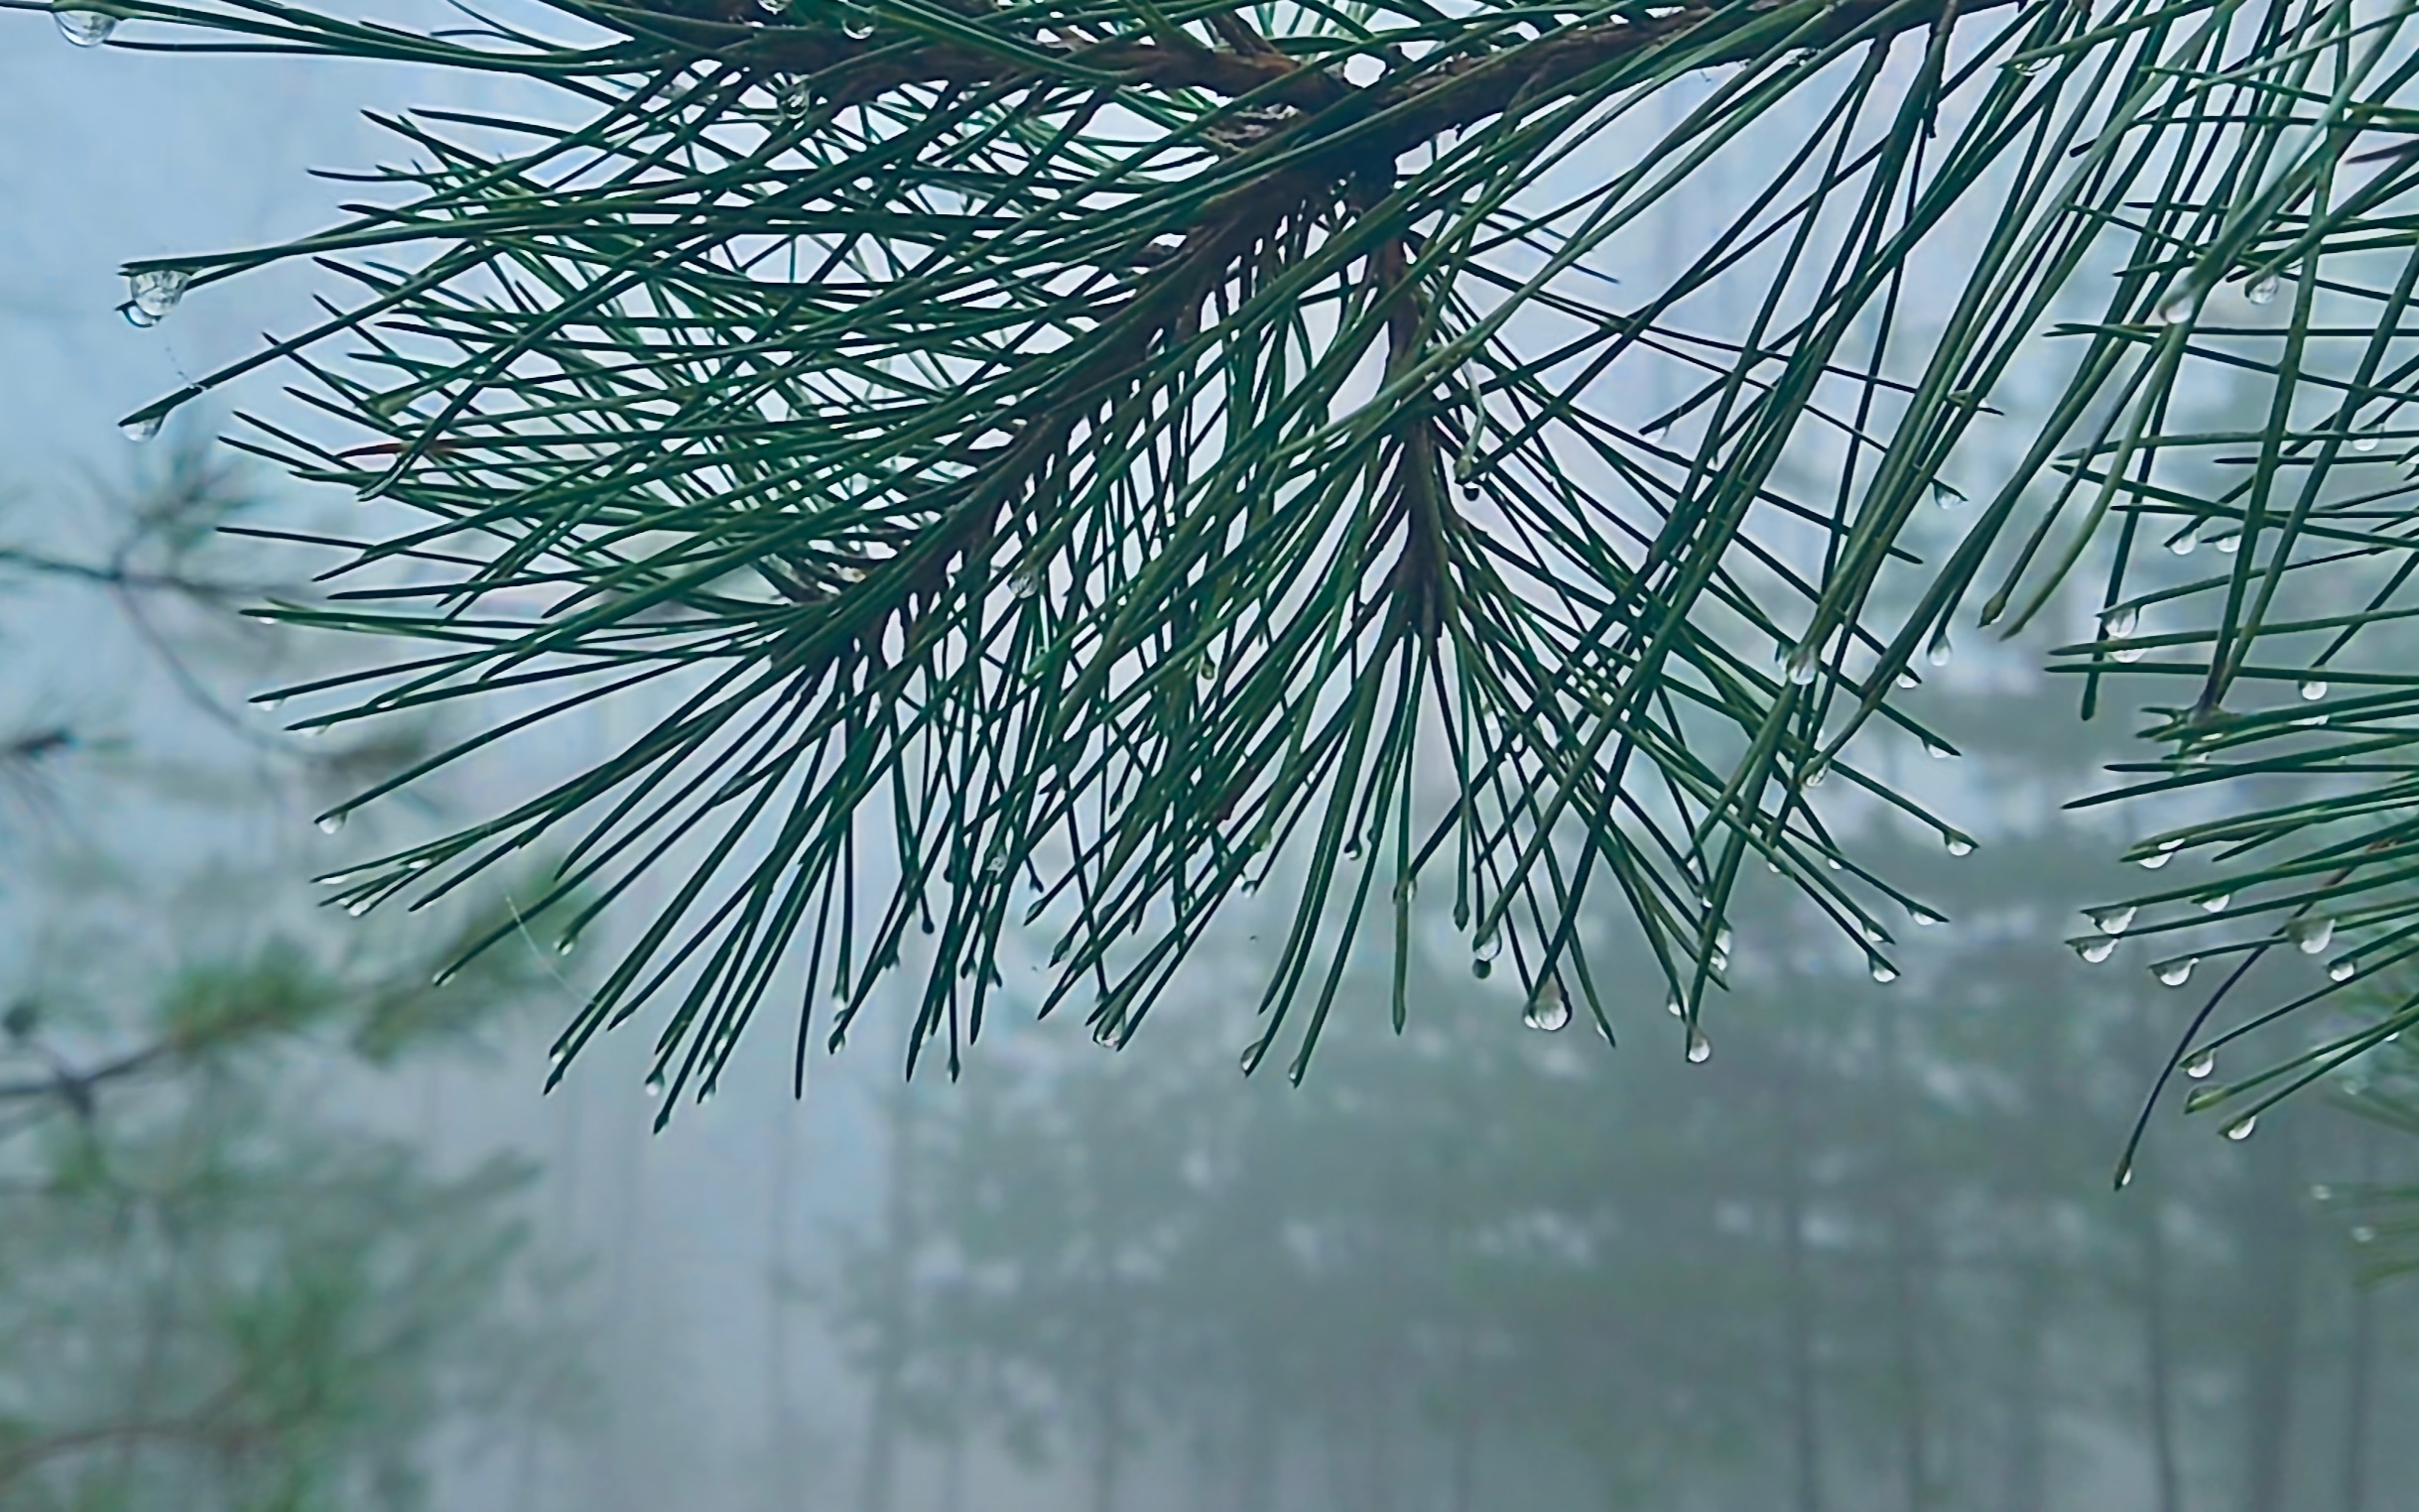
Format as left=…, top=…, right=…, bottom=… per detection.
left=0, top=444, right=584, bottom=1512
left=801, top=644, right=2419, bottom=1512
left=9, top=24, right=2419, bottom=1512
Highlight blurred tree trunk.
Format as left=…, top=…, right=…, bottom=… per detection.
left=855, top=1080, right=916, bottom=1512
left=1881, top=1007, right=1934, bottom=1512
left=2237, top=1118, right=2304, bottom=1512
left=1777, top=1052, right=1823, bottom=1512
left=2340, top=1134, right=2378, bottom=1512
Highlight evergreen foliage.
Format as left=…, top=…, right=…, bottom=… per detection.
left=19, top=0, right=2419, bottom=1133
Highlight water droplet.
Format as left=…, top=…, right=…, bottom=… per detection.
left=2354, top=1223, right=2377, bottom=1243
left=1859, top=922, right=1886, bottom=945
left=346, top=898, right=372, bottom=918
left=1473, top=925, right=1503, bottom=962
left=1897, top=670, right=1920, bottom=690
left=1926, top=627, right=1954, bottom=667
left=2330, top=955, right=2357, bottom=981
left=2299, top=678, right=2328, bottom=700
left=1715, top=926, right=1734, bottom=953
left=56, top=7, right=115, bottom=45
left=1785, top=643, right=1821, bottom=685
left=2155, top=956, right=2196, bottom=987
left=1710, top=949, right=1729, bottom=972
left=1922, top=736, right=1953, bottom=760
left=2186, top=1048, right=2216, bottom=1078
left=2224, top=1113, right=2257, bottom=1141
left=700, top=1082, right=717, bottom=1105
left=1946, top=834, right=1973, bottom=856
left=122, top=303, right=158, bottom=329
left=2288, top=916, right=2335, bottom=954
left=1686, top=1025, right=1712, bottom=1064
left=1803, top=762, right=1828, bottom=789
left=1471, top=958, right=1492, bottom=980
left=2215, top=532, right=2240, bottom=555
left=2116, top=1161, right=2134, bottom=1190
left=2356, top=432, right=2381, bottom=453
left=2154, top=292, right=2196, bottom=326
left=1931, top=478, right=1968, bottom=510
left=1870, top=961, right=1899, bottom=984
left=1522, top=978, right=1571, bottom=1033
left=1666, top=994, right=1685, bottom=1017
left=2312, top=1183, right=2333, bottom=1200
left=128, top=268, right=190, bottom=320
left=317, top=813, right=346, bottom=834
left=2139, top=839, right=2180, bottom=869
left=2090, top=904, right=2137, bottom=936
left=120, top=413, right=163, bottom=443
left=1909, top=905, right=1945, bottom=927
left=2168, top=523, right=2199, bottom=556
left=2102, top=605, right=2139, bottom=639
left=840, top=6, right=874, bottom=37
left=556, top=936, right=577, bottom=956
left=2185, top=1084, right=2225, bottom=1113
left=2199, top=892, right=2230, bottom=913
left=2073, top=936, right=2117, bottom=964
left=2247, top=273, right=2279, bottom=306
left=1010, top=563, right=1041, bottom=598
left=645, top=1070, right=666, bottom=1098
left=2008, top=51, right=2047, bottom=74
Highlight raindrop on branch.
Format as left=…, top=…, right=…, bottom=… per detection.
left=645, top=1070, right=666, bottom=1099
left=2246, top=273, right=2280, bottom=306
left=127, top=269, right=190, bottom=321
left=2299, top=678, right=2329, bottom=700
left=1686, top=1025, right=1712, bottom=1064
left=2224, top=1113, right=2258, bottom=1141
left=56, top=7, right=115, bottom=45
left=2101, top=605, right=2138, bottom=639
left=1869, top=960, right=1899, bottom=984
left=1522, top=977, right=1571, bottom=1033
left=2186, top=1048, right=2216, bottom=1078
left=2330, top=956, right=2357, bottom=982
left=1946, top=833, right=1974, bottom=857
left=2089, top=904, right=2137, bottom=936
left=1931, top=479, right=1968, bottom=510
left=2155, top=956, right=2196, bottom=987
left=317, top=813, right=347, bottom=834
left=2139, top=839, right=2181, bottom=869
left=2199, top=892, right=2230, bottom=914
left=1926, top=626, right=1954, bottom=667
left=120, top=413, right=163, bottom=444
left=2072, top=936, right=2117, bottom=964
left=2288, top=916, right=2335, bottom=954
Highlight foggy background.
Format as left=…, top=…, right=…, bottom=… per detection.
left=3, top=19, right=2415, bottom=1512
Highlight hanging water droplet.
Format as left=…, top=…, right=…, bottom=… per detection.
left=122, top=302, right=159, bottom=329
left=1926, top=626, right=1954, bottom=667
left=2168, top=523, right=2199, bottom=556
left=2215, top=532, right=2240, bottom=555
left=2224, top=1113, right=2257, bottom=1141
left=2247, top=273, right=2280, bottom=306
left=2330, top=955, right=2357, bottom=982
left=700, top=1082, right=717, bottom=1105
left=1945, top=833, right=1973, bottom=856
left=2116, top=1161, right=2134, bottom=1190
left=1803, top=761, right=1828, bottom=789
left=1923, top=736, right=1953, bottom=760
left=1686, top=1025, right=1712, bottom=1064
left=2139, top=839, right=2181, bottom=869
left=2102, top=605, right=2139, bottom=639
left=2154, top=291, right=2196, bottom=326
left=1667, top=994, right=1685, bottom=1017
left=1897, top=670, right=1920, bottom=690
left=1710, top=949, right=1729, bottom=972
left=346, top=898, right=372, bottom=918
left=1785, top=642, right=1821, bottom=685
left=1931, top=478, right=1968, bottom=510
left=556, top=936, right=577, bottom=956
left=2073, top=936, right=2117, bottom=964
left=1471, top=958, right=1492, bottom=980
left=645, top=1070, right=666, bottom=1098
left=840, top=5, right=875, bottom=37
left=317, top=813, right=346, bottom=834
left=1909, top=905, right=1945, bottom=927
left=2299, top=678, right=2328, bottom=700
left=2186, top=1048, right=2216, bottom=1079
left=55, top=7, right=116, bottom=45
left=2008, top=51, right=2047, bottom=74
left=1010, top=562, right=1041, bottom=598
left=1522, top=977, right=1571, bottom=1033
left=128, top=268, right=190, bottom=321
left=2154, top=956, right=2196, bottom=987
left=120, top=413, right=163, bottom=443
left=1870, top=961, right=1899, bottom=984
left=2288, top=916, right=2335, bottom=954
left=2356, top=431, right=2382, bottom=453
left=2199, top=892, right=2230, bottom=913
left=1473, top=925, right=1503, bottom=962
left=2185, top=1084, right=2225, bottom=1113
left=2090, top=904, right=2137, bottom=936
